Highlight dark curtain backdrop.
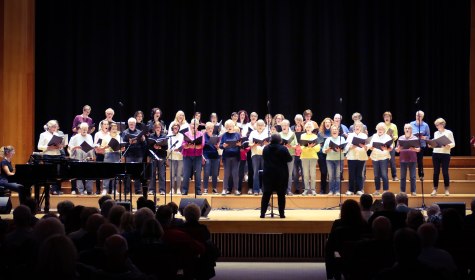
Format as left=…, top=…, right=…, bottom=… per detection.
left=35, top=0, right=470, bottom=155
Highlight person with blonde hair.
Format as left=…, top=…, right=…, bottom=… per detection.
left=168, top=110, right=189, bottom=135
left=367, top=122, right=393, bottom=195
left=429, top=118, right=455, bottom=196
left=300, top=122, right=321, bottom=196
left=323, top=125, right=347, bottom=195
left=0, top=146, right=30, bottom=203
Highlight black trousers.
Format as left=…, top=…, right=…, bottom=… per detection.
left=432, top=153, right=451, bottom=189
left=260, top=189, right=286, bottom=215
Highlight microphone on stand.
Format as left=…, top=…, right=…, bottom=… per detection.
left=415, top=97, right=421, bottom=104
left=339, top=97, right=342, bottom=104
left=118, top=101, right=124, bottom=107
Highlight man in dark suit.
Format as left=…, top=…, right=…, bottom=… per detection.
left=260, top=134, right=292, bottom=218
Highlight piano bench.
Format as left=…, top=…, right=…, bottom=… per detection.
left=0, top=188, right=11, bottom=197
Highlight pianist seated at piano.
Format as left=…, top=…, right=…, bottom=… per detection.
left=0, top=146, right=30, bottom=204
left=122, top=117, right=146, bottom=194
left=37, top=119, right=64, bottom=194
left=68, top=122, right=96, bottom=195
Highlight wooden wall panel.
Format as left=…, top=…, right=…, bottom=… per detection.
left=471, top=0, right=475, bottom=155
left=0, top=0, right=35, bottom=163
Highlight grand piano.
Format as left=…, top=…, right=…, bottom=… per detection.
left=13, top=160, right=149, bottom=212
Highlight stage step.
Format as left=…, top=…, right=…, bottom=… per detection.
left=56, top=179, right=475, bottom=196
left=9, top=193, right=475, bottom=211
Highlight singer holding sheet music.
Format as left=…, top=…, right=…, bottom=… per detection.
left=383, top=111, right=399, bottom=181
left=280, top=119, right=297, bottom=195
left=344, top=121, right=368, bottom=195
left=323, top=125, right=347, bottom=196
left=317, top=118, right=333, bottom=194
left=430, top=118, right=455, bottom=196
left=101, top=122, right=121, bottom=195
left=368, top=122, right=393, bottom=195
left=148, top=122, right=168, bottom=195
left=220, top=120, right=242, bottom=195
left=72, top=105, right=95, bottom=134
left=68, top=123, right=95, bottom=194
left=395, top=124, right=420, bottom=195
left=203, top=122, right=221, bottom=194
left=300, top=122, right=321, bottom=196
left=168, top=124, right=184, bottom=195
left=37, top=120, right=64, bottom=195
left=181, top=119, right=204, bottom=195
left=410, top=111, right=430, bottom=180
left=122, top=117, right=146, bottom=194
left=249, top=120, right=269, bottom=195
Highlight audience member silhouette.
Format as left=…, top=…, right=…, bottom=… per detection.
left=368, top=191, right=407, bottom=232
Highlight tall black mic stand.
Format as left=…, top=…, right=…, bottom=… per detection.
left=415, top=98, right=426, bottom=209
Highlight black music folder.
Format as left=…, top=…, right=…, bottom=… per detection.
left=329, top=140, right=347, bottom=151
left=351, top=136, right=370, bottom=146
left=184, top=135, right=203, bottom=145
left=180, top=127, right=189, bottom=134
left=208, top=136, right=220, bottom=146
left=426, top=135, right=452, bottom=148
left=80, top=141, right=94, bottom=153
left=147, top=138, right=168, bottom=147
left=398, top=139, right=421, bottom=149
left=281, top=135, right=296, bottom=145
left=108, top=138, right=127, bottom=152
left=299, top=138, right=318, bottom=146
left=47, top=135, right=64, bottom=146
left=253, top=137, right=270, bottom=145
left=372, top=140, right=393, bottom=150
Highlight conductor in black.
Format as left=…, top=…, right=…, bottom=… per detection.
left=261, top=134, right=293, bottom=218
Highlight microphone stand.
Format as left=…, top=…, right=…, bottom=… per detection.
left=192, top=101, right=198, bottom=199
left=148, top=149, right=160, bottom=206
left=415, top=99, right=426, bottom=209
left=167, top=139, right=180, bottom=204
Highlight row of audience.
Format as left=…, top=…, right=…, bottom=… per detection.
left=326, top=193, right=475, bottom=280
left=0, top=196, right=219, bottom=280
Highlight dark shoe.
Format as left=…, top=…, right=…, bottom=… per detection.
left=182, top=192, right=188, bottom=195
left=212, top=188, right=218, bottom=194
left=280, top=214, right=286, bottom=219
left=196, top=192, right=202, bottom=196
left=260, top=214, right=265, bottom=218
left=135, top=191, right=143, bottom=195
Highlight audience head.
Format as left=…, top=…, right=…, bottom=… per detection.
left=119, top=211, right=135, bottom=233
left=183, top=204, right=201, bottom=223
left=134, top=207, right=155, bottom=230
left=441, top=208, right=464, bottom=232
left=56, top=200, right=75, bottom=218
left=340, top=199, right=364, bottom=226
left=80, top=207, right=100, bottom=229
left=36, top=234, right=78, bottom=280
left=100, top=199, right=116, bottom=218
left=104, top=234, right=129, bottom=268
left=97, top=223, right=119, bottom=247
left=381, top=192, right=397, bottom=211
left=98, top=195, right=112, bottom=208
left=141, top=218, right=164, bottom=241
left=156, top=205, right=173, bottom=227
left=360, top=194, right=373, bottom=211
left=167, top=201, right=179, bottom=216
left=13, top=205, right=32, bottom=228
left=417, top=222, right=438, bottom=248
left=108, top=205, right=126, bottom=227
left=85, top=213, right=106, bottom=235
left=396, top=192, right=408, bottom=206
left=426, top=203, right=441, bottom=218
left=393, top=228, right=421, bottom=264
left=372, top=216, right=392, bottom=241
left=406, top=210, right=424, bottom=231
left=34, top=217, right=65, bottom=245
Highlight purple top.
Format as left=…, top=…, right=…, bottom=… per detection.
left=181, top=131, right=204, bottom=157
left=72, top=115, right=94, bottom=133
left=398, top=135, right=418, bottom=163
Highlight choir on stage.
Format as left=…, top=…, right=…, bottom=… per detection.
left=1, top=104, right=458, bottom=198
